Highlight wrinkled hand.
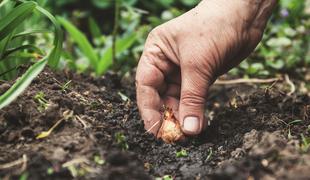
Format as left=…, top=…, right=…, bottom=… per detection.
left=136, top=0, right=277, bottom=136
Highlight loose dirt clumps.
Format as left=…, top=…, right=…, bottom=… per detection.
left=1, top=69, right=310, bottom=180
left=213, top=130, right=310, bottom=180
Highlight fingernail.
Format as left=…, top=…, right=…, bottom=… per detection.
left=183, top=116, right=200, bottom=133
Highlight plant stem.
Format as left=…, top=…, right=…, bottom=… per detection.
left=112, top=0, right=120, bottom=69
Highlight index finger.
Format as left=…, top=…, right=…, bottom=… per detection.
left=136, top=44, right=174, bottom=135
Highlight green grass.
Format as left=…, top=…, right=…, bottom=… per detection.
left=57, top=16, right=137, bottom=76
left=0, top=0, right=63, bottom=109
left=0, top=0, right=309, bottom=109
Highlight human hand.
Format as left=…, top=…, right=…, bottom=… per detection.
left=136, top=0, right=277, bottom=136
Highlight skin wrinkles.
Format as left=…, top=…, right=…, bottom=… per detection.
left=136, top=0, right=278, bottom=136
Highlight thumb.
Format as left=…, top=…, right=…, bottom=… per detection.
left=179, top=65, right=211, bottom=135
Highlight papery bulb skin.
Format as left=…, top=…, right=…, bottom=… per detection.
left=158, top=107, right=185, bottom=143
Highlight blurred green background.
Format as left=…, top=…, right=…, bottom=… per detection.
left=1, top=0, right=310, bottom=79
left=50, top=0, right=310, bottom=78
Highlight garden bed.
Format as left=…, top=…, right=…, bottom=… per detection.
left=1, top=69, right=310, bottom=180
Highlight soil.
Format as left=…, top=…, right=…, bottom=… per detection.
left=1, top=69, right=310, bottom=180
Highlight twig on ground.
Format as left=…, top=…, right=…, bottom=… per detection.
left=0, top=154, right=27, bottom=170
left=36, top=110, right=73, bottom=139
left=264, top=80, right=279, bottom=94
left=36, top=118, right=65, bottom=139
left=62, top=157, right=100, bottom=177
left=214, top=77, right=280, bottom=85
left=284, top=74, right=295, bottom=96
left=76, top=115, right=88, bottom=129
left=76, top=115, right=97, bottom=142
left=20, top=154, right=27, bottom=173
left=267, top=80, right=278, bottom=89
left=62, top=157, right=90, bottom=168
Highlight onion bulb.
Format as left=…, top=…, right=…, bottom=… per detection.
left=158, top=107, right=185, bottom=143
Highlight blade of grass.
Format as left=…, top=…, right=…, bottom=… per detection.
left=0, top=54, right=33, bottom=80
left=288, top=119, right=303, bottom=125
left=0, top=1, right=63, bottom=109
left=0, top=58, right=17, bottom=80
left=0, top=0, right=10, bottom=8
left=0, top=30, right=15, bottom=58
left=12, top=29, right=51, bottom=39
left=112, top=0, right=121, bottom=66
left=35, top=6, right=63, bottom=69
left=3, top=44, right=44, bottom=59
left=0, top=57, right=18, bottom=80
left=0, top=58, right=47, bottom=109
left=88, top=17, right=101, bottom=38
left=96, top=32, right=137, bottom=75
left=0, top=1, right=36, bottom=41
left=57, top=16, right=98, bottom=69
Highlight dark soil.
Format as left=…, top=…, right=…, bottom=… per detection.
left=1, top=69, right=310, bottom=180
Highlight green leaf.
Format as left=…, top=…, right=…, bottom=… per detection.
left=13, top=29, right=51, bottom=39
left=88, top=17, right=101, bottom=38
left=57, top=16, right=98, bottom=69
left=0, top=55, right=35, bottom=80
left=0, top=30, right=15, bottom=58
left=0, top=1, right=36, bottom=41
left=266, top=59, right=285, bottom=70
left=0, top=57, right=19, bottom=80
left=176, top=149, right=188, bottom=158
left=0, top=58, right=47, bottom=109
left=0, top=0, right=11, bottom=9
left=283, top=27, right=297, bottom=37
left=0, top=2, right=63, bottom=108
left=19, top=172, right=29, bottom=180
left=159, top=0, right=173, bottom=8
left=36, top=6, right=63, bottom=69
left=3, top=44, right=44, bottom=58
left=155, top=175, right=173, bottom=180
left=280, top=0, right=305, bottom=17
left=91, top=0, right=112, bottom=9
left=288, top=119, right=303, bottom=125
left=96, top=33, right=137, bottom=75
left=247, top=63, right=264, bottom=75
left=0, top=31, right=18, bottom=79
left=180, top=0, right=199, bottom=7
left=266, top=37, right=292, bottom=47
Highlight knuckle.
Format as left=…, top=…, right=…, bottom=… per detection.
left=181, top=90, right=205, bottom=108
left=135, top=67, right=144, bottom=85
left=135, top=70, right=152, bottom=86
left=184, top=59, right=214, bottom=84
left=180, top=41, right=219, bottom=80
left=148, top=25, right=166, bottom=40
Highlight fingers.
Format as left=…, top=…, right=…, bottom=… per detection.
left=179, top=63, right=210, bottom=135
left=137, top=85, right=162, bottom=135
left=252, top=0, right=278, bottom=30
left=136, top=38, right=175, bottom=135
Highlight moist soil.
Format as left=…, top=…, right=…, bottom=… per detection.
left=1, top=69, right=310, bottom=180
